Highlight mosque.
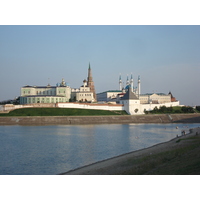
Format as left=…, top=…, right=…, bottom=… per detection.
left=97, top=74, right=177, bottom=105
left=96, top=74, right=180, bottom=115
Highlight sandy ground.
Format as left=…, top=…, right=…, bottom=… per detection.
left=61, top=127, right=200, bottom=175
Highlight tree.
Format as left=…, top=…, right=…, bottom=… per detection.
left=135, top=108, right=138, bottom=113
left=181, top=106, right=194, bottom=113
left=196, top=106, right=200, bottom=112
left=160, top=106, right=167, bottom=113
left=153, top=106, right=159, bottom=113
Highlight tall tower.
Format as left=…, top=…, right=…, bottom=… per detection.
left=126, top=74, right=129, bottom=86
left=130, top=73, right=134, bottom=92
left=138, top=75, right=141, bottom=97
left=87, top=63, right=96, bottom=101
left=119, top=74, right=122, bottom=91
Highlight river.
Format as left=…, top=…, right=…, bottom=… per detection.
left=0, top=123, right=200, bottom=175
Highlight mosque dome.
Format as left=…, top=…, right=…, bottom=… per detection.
left=125, top=85, right=131, bottom=90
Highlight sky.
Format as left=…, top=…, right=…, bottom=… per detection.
left=0, top=25, right=200, bottom=106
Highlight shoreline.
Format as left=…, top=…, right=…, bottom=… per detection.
left=61, top=127, right=200, bottom=175
left=0, top=114, right=200, bottom=125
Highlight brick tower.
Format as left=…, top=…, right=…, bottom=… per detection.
left=87, top=63, right=96, bottom=101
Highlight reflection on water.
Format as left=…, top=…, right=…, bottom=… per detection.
left=0, top=123, right=199, bottom=175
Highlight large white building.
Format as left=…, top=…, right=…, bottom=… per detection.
left=20, top=79, right=71, bottom=104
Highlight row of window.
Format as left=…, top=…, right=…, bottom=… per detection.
left=36, top=91, right=56, bottom=95
left=23, top=90, right=66, bottom=95
left=79, top=94, right=92, bottom=97
left=22, top=97, right=67, bottom=104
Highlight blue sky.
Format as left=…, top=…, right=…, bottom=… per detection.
left=1, top=25, right=200, bottom=106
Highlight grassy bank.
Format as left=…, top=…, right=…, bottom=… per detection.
left=121, top=135, right=200, bottom=175
left=0, top=107, right=127, bottom=116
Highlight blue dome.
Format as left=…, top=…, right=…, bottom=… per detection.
left=125, top=85, right=131, bottom=89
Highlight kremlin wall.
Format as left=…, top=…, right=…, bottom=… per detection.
left=0, top=64, right=181, bottom=115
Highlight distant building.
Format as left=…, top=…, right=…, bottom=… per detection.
left=20, top=78, right=71, bottom=104
left=20, top=64, right=96, bottom=104
left=139, top=93, right=172, bottom=104
left=120, top=87, right=180, bottom=115
left=97, top=74, right=177, bottom=105
left=71, top=79, right=94, bottom=102
left=97, top=90, right=122, bottom=102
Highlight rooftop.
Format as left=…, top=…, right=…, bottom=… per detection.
left=121, top=88, right=139, bottom=100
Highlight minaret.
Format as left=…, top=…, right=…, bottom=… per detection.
left=119, top=74, right=122, bottom=91
left=130, top=73, right=134, bottom=92
left=87, top=63, right=96, bottom=101
left=126, top=74, right=129, bottom=86
left=138, top=75, right=141, bottom=97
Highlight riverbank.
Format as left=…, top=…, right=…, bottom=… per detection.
left=61, top=127, right=200, bottom=175
left=1, top=114, right=200, bottom=125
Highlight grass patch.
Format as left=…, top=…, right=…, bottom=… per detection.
left=120, top=136, right=200, bottom=175
left=0, top=108, right=128, bottom=116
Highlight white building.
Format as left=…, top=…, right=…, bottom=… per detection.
left=97, top=90, right=122, bottom=102
left=71, top=79, right=94, bottom=102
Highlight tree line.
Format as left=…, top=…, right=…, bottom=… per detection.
left=145, top=106, right=199, bottom=114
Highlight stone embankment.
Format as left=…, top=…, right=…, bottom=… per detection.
left=0, top=114, right=200, bottom=125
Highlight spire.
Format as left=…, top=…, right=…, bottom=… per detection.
left=119, top=74, right=122, bottom=91
left=87, top=63, right=96, bottom=101
left=130, top=73, right=134, bottom=92
left=119, top=74, right=122, bottom=81
left=137, top=75, right=141, bottom=97
left=89, top=62, right=91, bottom=70
left=126, top=74, right=129, bottom=85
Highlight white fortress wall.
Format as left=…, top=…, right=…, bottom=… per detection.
left=57, top=103, right=124, bottom=111
left=141, top=101, right=180, bottom=112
